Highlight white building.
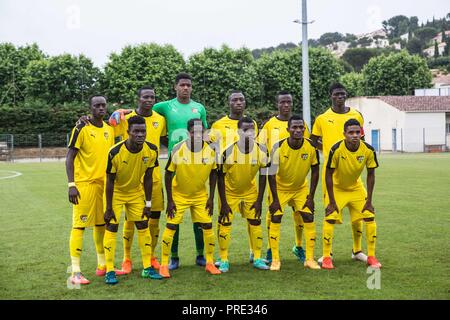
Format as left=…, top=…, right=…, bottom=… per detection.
left=347, top=96, right=450, bottom=152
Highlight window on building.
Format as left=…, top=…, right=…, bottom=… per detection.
left=447, top=123, right=450, bottom=134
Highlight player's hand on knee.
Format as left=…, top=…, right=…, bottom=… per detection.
left=68, top=186, right=81, bottom=205
left=142, top=207, right=152, bottom=220
left=325, top=202, right=338, bottom=216
left=302, top=195, right=315, bottom=213
left=251, top=200, right=263, bottom=219
left=362, top=201, right=375, bottom=213
left=104, top=208, right=117, bottom=224
left=166, top=200, right=176, bottom=219
left=219, top=204, right=231, bottom=223
left=269, top=199, right=281, bottom=215
left=206, top=197, right=214, bottom=216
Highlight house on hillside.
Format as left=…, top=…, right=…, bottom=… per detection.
left=347, top=96, right=450, bottom=153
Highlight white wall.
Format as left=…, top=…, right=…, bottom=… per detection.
left=404, top=112, right=446, bottom=152
left=348, top=97, right=405, bottom=151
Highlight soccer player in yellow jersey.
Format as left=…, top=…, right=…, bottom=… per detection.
left=310, top=82, right=368, bottom=264
left=159, top=119, right=221, bottom=278
left=216, top=117, right=270, bottom=272
left=321, top=119, right=381, bottom=270
left=210, top=90, right=258, bottom=154
left=266, top=115, right=320, bottom=271
left=258, top=92, right=311, bottom=264
left=103, top=116, right=164, bottom=284
left=66, top=95, right=115, bottom=285
left=110, top=86, right=167, bottom=274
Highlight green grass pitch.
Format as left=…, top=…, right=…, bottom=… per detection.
left=0, top=153, right=449, bottom=299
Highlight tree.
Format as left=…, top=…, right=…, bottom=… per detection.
left=253, top=47, right=344, bottom=117
left=342, top=48, right=379, bottom=72
left=415, top=27, right=438, bottom=45
left=101, top=43, right=185, bottom=105
left=0, top=43, right=45, bottom=105
left=362, top=51, right=432, bottom=96
left=186, top=45, right=261, bottom=123
left=383, top=15, right=410, bottom=38
left=434, top=40, right=440, bottom=58
left=318, top=32, right=344, bottom=46
left=406, top=37, right=423, bottom=55
left=340, top=72, right=365, bottom=98
left=24, top=54, right=100, bottom=105
left=409, top=16, right=419, bottom=32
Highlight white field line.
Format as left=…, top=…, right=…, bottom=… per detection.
left=0, top=170, right=22, bottom=180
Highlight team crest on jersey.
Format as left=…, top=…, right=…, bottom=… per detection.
left=192, top=108, right=198, bottom=113
left=202, top=157, right=209, bottom=164
left=301, top=153, right=309, bottom=160
left=104, top=132, right=109, bottom=140
left=152, top=122, right=159, bottom=129
left=357, top=156, right=365, bottom=163
left=142, top=157, right=150, bottom=164
left=251, top=159, right=258, bottom=165
left=80, top=215, right=88, bottom=222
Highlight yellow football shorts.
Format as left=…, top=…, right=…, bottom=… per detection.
left=267, top=184, right=312, bottom=217
left=219, top=191, right=259, bottom=221
left=166, top=192, right=212, bottom=225
left=324, top=186, right=375, bottom=224
left=151, top=180, right=164, bottom=212
left=72, top=181, right=105, bottom=228
left=107, top=191, right=147, bottom=223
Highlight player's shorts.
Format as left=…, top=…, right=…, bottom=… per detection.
left=267, top=185, right=312, bottom=217
left=72, top=181, right=105, bottom=228
left=167, top=192, right=212, bottom=225
left=107, top=191, right=147, bottom=223
left=323, top=186, right=375, bottom=224
left=151, top=179, right=164, bottom=212
left=219, top=192, right=259, bottom=221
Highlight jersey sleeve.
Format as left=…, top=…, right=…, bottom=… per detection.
left=311, top=116, right=322, bottom=137
left=106, top=151, right=117, bottom=174
left=200, top=104, right=208, bottom=129
left=113, top=120, right=127, bottom=139
left=304, top=122, right=311, bottom=139
left=160, top=116, right=167, bottom=137
left=256, top=123, right=268, bottom=147
left=311, top=148, right=320, bottom=166
left=152, top=102, right=166, bottom=116
left=326, top=147, right=339, bottom=169
left=68, top=125, right=84, bottom=149
left=366, top=148, right=379, bottom=169
left=165, top=154, right=176, bottom=172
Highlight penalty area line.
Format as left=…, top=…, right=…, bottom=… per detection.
left=0, top=170, right=23, bottom=180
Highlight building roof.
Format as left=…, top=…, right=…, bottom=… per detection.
left=366, top=96, right=450, bottom=112
left=432, top=73, right=450, bottom=86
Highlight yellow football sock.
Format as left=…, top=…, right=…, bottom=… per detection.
left=265, top=212, right=271, bottom=250
left=322, top=220, right=335, bottom=258
left=352, top=221, right=363, bottom=253
left=203, top=228, right=215, bottom=264
left=103, top=230, right=117, bottom=272
left=137, top=228, right=152, bottom=269
left=269, top=222, right=281, bottom=261
left=293, top=212, right=304, bottom=248
left=248, top=223, right=263, bottom=260
left=161, top=227, right=176, bottom=266
left=93, top=225, right=106, bottom=268
left=218, top=223, right=232, bottom=261
left=149, top=218, right=160, bottom=258
left=122, top=220, right=135, bottom=261
left=303, top=222, right=316, bottom=261
left=365, top=220, right=377, bottom=257
left=69, top=228, right=84, bottom=273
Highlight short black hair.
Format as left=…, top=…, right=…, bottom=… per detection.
left=288, top=114, right=304, bottom=128
left=228, top=90, right=244, bottom=101
left=329, top=82, right=347, bottom=95
left=276, top=90, right=292, bottom=101
left=187, top=118, right=203, bottom=131
left=344, top=118, right=361, bottom=131
left=237, top=116, right=254, bottom=129
left=175, top=72, right=192, bottom=84
left=89, top=95, right=106, bottom=106
left=137, top=86, right=154, bottom=97
left=128, top=115, right=146, bottom=129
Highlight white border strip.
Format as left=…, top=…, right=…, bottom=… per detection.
left=0, top=170, right=22, bottom=180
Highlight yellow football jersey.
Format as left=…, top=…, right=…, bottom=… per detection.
left=312, top=107, right=364, bottom=159
left=106, top=141, right=159, bottom=194
left=258, top=115, right=311, bottom=152
left=327, top=140, right=378, bottom=191
left=209, top=115, right=259, bottom=153
left=114, top=110, right=166, bottom=152
left=270, top=138, right=319, bottom=192
left=68, top=121, right=115, bottom=183
left=221, top=142, right=269, bottom=195
left=166, top=141, right=218, bottom=197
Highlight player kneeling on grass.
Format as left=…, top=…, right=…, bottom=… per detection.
left=66, top=95, right=115, bottom=285
left=215, top=116, right=270, bottom=272
left=321, top=118, right=381, bottom=270
left=266, top=115, right=321, bottom=271
left=159, top=119, right=221, bottom=278
left=103, top=115, right=163, bottom=285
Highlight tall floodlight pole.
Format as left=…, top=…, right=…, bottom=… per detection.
left=301, top=0, right=311, bottom=129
